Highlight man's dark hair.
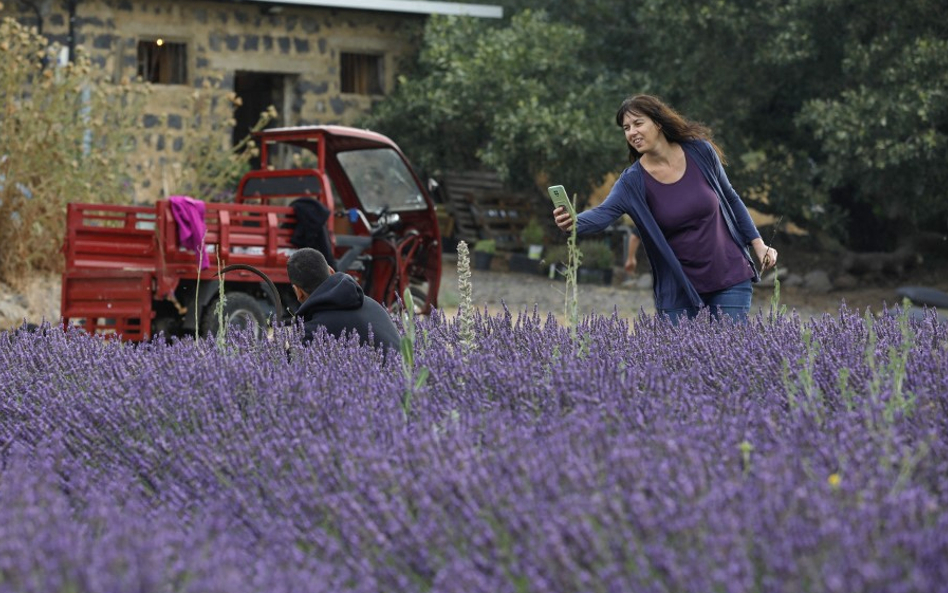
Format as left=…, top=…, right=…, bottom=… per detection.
left=287, top=248, right=332, bottom=295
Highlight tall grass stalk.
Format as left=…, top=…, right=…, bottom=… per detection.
left=194, top=232, right=207, bottom=341
left=738, top=440, right=754, bottom=477
left=564, top=193, right=582, bottom=332
left=884, top=301, right=917, bottom=422
left=215, top=252, right=227, bottom=349
left=782, top=325, right=824, bottom=425
left=770, top=272, right=787, bottom=319
left=764, top=217, right=786, bottom=320
left=399, top=287, right=429, bottom=422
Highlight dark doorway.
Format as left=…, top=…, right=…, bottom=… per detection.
left=232, top=71, right=284, bottom=161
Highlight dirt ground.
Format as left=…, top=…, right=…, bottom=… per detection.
left=2, top=245, right=946, bottom=332
left=0, top=274, right=64, bottom=332
left=436, top=234, right=948, bottom=323
left=436, top=254, right=937, bottom=324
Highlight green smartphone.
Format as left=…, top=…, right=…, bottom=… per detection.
left=547, top=184, right=575, bottom=218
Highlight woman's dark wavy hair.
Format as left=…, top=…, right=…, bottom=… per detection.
left=615, top=94, right=726, bottom=165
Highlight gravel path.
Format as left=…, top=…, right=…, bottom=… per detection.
left=435, top=253, right=817, bottom=322
left=437, top=257, right=649, bottom=320
left=432, top=249, right=937, bottom=324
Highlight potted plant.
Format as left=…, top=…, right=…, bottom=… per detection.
left=520, top=217, right=545, bottom=260
left=472, top=239, right=496, bottom=270
left=577, top=241, right=615, bottom=285
left=508, top=218, right=546, bottom=274
left=541, top=244, right=570, bottom=279
left=541, top=242, right=614, bottom=284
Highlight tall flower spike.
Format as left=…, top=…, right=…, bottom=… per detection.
left=457, top=240, right=475, bottom=352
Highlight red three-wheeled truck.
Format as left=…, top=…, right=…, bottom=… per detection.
left=60, top=125, right=442, bottom=341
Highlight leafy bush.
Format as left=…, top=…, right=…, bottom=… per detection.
left=361, top=10, right=619, bottom=196
left=577, top=240, right=613, bottom=269
left=545, top=240, right=613, bottom=269
left=542, top=243, right=570, bottom=266
left=473, top=238, right=496, bottom=254
left=519, top=217, right=545, bottom=246
left=2, top=306, right=947, bottom=591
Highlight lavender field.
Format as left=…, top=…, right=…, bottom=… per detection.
left=1, top=306, right=946, bottom=592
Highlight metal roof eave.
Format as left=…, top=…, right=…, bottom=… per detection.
left=241, top=0, right=503, bottom=18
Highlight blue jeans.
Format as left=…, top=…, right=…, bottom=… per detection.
left=659, top=279, right=753, bottom=325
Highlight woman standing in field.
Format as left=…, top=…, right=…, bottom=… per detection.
left=553, top=94, right=778, bottom=323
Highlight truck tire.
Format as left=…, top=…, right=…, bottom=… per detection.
left=390, top=285, right=429, bottom=315
left=202, top=292, right=268, bottom=339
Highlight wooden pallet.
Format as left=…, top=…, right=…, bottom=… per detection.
left=440, top=171, right=546, bottom=251
left=440, top=171, right=504, bottom=244
left=468, top=190, right=536, bottom=251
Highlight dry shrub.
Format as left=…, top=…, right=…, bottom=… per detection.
left=0, top=15, right=148, bottom=286
left=0, top=14, right=275, bottom=288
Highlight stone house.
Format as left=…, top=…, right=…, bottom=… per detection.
left=1, top=0, right=502, bottom=200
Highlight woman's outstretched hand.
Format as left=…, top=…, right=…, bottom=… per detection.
left=553, top=207, right=574, bottom=232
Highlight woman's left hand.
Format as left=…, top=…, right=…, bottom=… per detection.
left=753, top=241, right=778, bottom=271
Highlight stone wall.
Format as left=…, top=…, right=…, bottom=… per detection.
left=2, top=0, right=424, bottom=202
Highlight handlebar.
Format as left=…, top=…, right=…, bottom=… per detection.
left=346, top=207, right=401, bottom=238
left=335, top=208, right=410, bottom=272
left=348, top=208, right=373, bottom=234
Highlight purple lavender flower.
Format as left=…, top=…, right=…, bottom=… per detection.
left=0, top=307, right=946, bottom=592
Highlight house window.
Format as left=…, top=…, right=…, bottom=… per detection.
left=340, top=52, right=383, bottom=95
left=137, top=39, right=188, bottom=85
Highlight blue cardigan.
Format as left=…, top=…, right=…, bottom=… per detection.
left=576, top=140, right=761, bottom=310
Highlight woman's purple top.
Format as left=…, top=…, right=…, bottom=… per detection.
left=642, top=152, right=754, bottom=293
left=576, top=140, right=761, bottom=310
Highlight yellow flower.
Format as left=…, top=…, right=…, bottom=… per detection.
left=828, top=473, right=841, bottom=489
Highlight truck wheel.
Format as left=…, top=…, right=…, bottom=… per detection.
left=202, top=292, right=267, bottom=339
left=390, top=285, right=429, bottom=315
left=150, top=316, right=180, bottom=342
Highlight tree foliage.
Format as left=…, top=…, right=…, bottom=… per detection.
left=367, top=0, right=948, bottom=251
left=361, top=10, right=626, bottom=196
left=797, top=14, right=948, bottom=247
left=635, top=0, right=948, bottom=249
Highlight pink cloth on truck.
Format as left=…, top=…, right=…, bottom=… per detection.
left=168, top=195, right=209, bottom=270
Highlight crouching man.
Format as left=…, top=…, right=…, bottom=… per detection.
left=286, top=248, right=400, bottom=350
